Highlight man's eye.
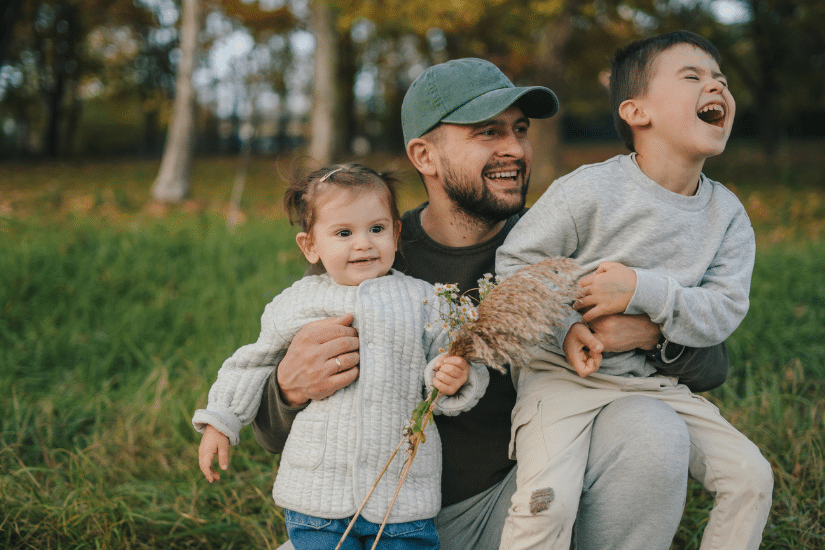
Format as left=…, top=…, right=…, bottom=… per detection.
left=337, top=229, right=351, bottom=237
left=370, top=225, right=384, bottom=234
left=686, top=75, right=699, bottom=81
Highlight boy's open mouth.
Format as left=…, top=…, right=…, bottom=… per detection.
left=697, top=103, right=726, bottom=127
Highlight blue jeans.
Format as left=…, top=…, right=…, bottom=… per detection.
left=285, top=509, right=439, bottom=550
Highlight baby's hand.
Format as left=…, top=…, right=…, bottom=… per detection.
left=199, top=425, right=230, bottom=483
left=576, top=261, right=637, bottom=323
left=432, top=355, right=470, bottom=396
left=563, top=322, right=604, bottom=377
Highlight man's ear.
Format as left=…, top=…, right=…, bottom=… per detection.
left=406, top=138, right=438, bottom=177
left=295, top=232, right=319, bottom=264
left=618, top=98, right=650, bottom=128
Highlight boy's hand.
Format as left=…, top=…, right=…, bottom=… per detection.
left=432, top=355, right=470, bottom=396
left=576, top=262, right=637, bottom=323
left=199, top=425, right=230, bottom=483
left=563, top=323, right=604, bottom=377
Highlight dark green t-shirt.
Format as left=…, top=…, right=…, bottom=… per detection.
left=394, top=203, right=524, bottom=507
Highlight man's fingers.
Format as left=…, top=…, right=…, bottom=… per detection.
left=316, top=366, right=360, bottom=400
left=298, top=314, right=357, bottom=343
left=322, top=337, right=360, bottom=365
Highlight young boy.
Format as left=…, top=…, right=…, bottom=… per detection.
left=495, top=31, right=773, bottom=550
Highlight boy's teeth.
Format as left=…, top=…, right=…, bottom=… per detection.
left=697, top=104, right=725, bottom=124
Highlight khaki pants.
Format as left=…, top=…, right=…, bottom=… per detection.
left=500, top=356, right=773, bottom=550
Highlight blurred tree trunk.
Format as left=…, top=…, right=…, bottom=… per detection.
left=308, top=0, right=342, bottom=165
left=44, top=68, right=67, bottom=157
left=530, top=5, right=577, bottom=188
left=152, top=0, right=199, bottom=202
left=338, top=30, right=357, bottom=156
left=0, top=0, right=25, bottom=61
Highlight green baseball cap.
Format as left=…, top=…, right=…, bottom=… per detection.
left=401, top=58, right=559, bottom=145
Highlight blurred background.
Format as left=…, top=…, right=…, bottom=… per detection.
left=1, top=0, right=823, bottom=183
left=1, top=1, right=823, bottom=549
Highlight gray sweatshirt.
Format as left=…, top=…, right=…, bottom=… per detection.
left=497, top=154, right=755, bottom=377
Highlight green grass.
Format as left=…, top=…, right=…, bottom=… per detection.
left=1, top=143, right=824, bottom=548
left=1, top=215, right=303, bottom=548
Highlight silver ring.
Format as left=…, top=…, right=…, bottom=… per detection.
left=335, top=357, right=342, bottom=369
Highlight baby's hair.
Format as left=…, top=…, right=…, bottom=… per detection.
left=609, top=30, right=722, bottom=152
left=283, top=162, right=402, bottom=236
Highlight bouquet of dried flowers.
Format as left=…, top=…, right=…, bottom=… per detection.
left=336, top=258, right=580, bottom=549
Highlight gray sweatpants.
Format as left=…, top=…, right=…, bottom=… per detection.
left=500, top=366, right=772, bottom=550
left=276, top=394, right=692, bottom=549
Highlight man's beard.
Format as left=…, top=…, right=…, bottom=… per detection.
left=442, top=158, right=529, bottom=226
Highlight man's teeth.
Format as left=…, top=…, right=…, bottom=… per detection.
left=486, top=171, right=518, bottom=179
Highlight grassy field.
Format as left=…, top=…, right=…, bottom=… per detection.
left=1, top=141, right=823, bottom=549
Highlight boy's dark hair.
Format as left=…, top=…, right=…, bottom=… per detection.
left=283, top=162, right=401, bottom=236
left=609, top=30, right=722, bottom=152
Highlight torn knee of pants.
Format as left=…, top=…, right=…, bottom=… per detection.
left=529, top=488, right=555, bottom=515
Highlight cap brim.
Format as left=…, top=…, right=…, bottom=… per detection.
left=441, top=86, right=559, bottom=125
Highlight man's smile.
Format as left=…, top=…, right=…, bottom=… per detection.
left=484, top=170, right=519, bottom=180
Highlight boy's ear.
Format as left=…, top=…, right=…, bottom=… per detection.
left=295, top=232, right=320, bottom=264
left=618, top=98, right=650, bottom=128
left=406, top=138, right=438, bottom=177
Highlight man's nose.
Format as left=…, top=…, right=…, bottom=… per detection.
left=497, top=131, right=525, bottom=157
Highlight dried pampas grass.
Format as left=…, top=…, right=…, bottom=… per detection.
left=449, top=258, right=582, bottom=372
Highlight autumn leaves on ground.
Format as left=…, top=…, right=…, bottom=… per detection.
left=1, top=142, right=823, bottom=549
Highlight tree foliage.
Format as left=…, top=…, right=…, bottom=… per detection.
left=2, top=0, right=822, bottom=162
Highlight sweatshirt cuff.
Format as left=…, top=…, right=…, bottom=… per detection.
left=626, top=269, right=669, bottom=322
left=424, top=355, right=490, bottom=416
left=552, top=309, right=584, bottom=351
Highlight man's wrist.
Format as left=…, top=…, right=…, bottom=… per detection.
left=275, top=363, right=310, bottom=408
left=646, top=336, right=685, bottom=364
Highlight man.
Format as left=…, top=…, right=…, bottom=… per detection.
left=253, top=58, right=728, bottom=549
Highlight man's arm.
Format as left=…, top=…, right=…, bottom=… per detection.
left=587, top=313, right=728, bottom=393
left=251, top=371, right=305, bottom=454
left=652, top=343, right=728, bottom=393
left=251, top=315, right=360, bottom=453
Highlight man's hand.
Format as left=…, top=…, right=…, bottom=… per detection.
left=277, top=314, right=361, bottom=406
left=586, top=314, right=661, bottom=353
left=432, top=355, right=470, bottom=396
left=199, top=425, right=230, bottom=483
left=576, top=261, right=637, bottom=323
left=563, top=323, right=604, bottom=377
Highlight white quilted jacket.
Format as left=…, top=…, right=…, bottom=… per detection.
left=192, top=270, right=489, bottom=523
